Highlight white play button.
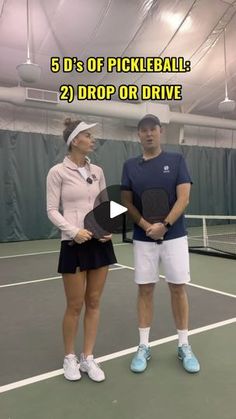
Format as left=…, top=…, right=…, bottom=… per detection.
left=110, top=201, right=127, bottom=219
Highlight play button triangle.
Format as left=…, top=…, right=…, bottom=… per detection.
left=110, top=201, right=127, bottom=219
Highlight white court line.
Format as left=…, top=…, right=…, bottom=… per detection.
left=115, top=263, right=236, bottom=298
left=0, top=266, right=124, bottom=289
left=114, top=243, right=130, bottom=247
left=0, top=250, right=59, bottom=259
left=0, top=317, right=235, bottom=394
left=114, top=262, right=134, bottom=270
left=0, top=242, right=129, bottom=260
left=187, top=282, right=236, bottom=298
left=0, top=276, right=62, bottom=288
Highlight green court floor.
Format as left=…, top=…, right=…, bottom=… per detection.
left=0, top=324, right=235, bottom=419
left=0, top=236, right=235, bottom=419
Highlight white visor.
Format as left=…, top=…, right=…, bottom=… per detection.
left=66, top=122, right=97, bottom=147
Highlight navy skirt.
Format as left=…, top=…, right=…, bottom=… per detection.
left=58, top=239, right=117, bottom=273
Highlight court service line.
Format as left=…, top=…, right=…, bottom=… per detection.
left=0, top=266, right=125, bottom=289
left=115, top=263, right=236, bottom=298
left=0, top=243, right=129, bottom=260
left=0, top=276, right=62, bottom=288
left=187, top=282, right=236, bottom=298
left=0, top=250, right=59, bottom=259
left=1, top=317, right=235, bottom=394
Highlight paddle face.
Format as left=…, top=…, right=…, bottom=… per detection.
left=84, top=203, right=111, bottom=239
left=141, top=188, right=170, bottom=243
left=141, top=188, right=170, bottom=223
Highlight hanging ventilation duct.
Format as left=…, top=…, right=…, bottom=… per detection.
left=25, top=88, right=59, bottom=104
left=0, top=86, right=236, bottom=130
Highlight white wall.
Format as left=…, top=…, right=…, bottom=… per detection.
left=181, top=125, right=236, bottom=148
left=0, top=103, right=139, bottom=141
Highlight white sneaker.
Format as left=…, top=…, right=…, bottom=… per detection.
left=63, top=354, right=81, bottom=381
left=80, top=354, right=105, bottom=382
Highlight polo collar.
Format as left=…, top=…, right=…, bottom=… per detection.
left=63, top=155, right=91, bottom=170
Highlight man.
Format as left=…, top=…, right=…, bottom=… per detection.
left=121, top=114, right=200, bottom=374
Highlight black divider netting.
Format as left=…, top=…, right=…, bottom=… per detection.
left=1, top=127, right=236, bottom=242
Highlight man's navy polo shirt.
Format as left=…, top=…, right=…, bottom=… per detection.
left=121, top=151, right=192, bottom=241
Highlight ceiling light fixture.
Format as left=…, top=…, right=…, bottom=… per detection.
left=218, top=28, right=235, bottom=113
left=16, top=0, right=41, bottom=83
left=161, top=12, right=192, bottom=32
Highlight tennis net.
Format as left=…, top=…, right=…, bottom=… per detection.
left=185, top=215, right=236, bottom=259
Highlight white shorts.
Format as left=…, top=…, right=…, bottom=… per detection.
left=133, top=236, right=191, bottom=285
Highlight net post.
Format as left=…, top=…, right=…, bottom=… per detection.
left=202, top=217, right=209, bottom=248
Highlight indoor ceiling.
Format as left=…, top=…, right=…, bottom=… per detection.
left=0, top=0, right=236, bottom=118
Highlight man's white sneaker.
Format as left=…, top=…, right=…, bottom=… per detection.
left=80, top=354, right=105, bottom=382
left=63, top=354, right=81, bottom=381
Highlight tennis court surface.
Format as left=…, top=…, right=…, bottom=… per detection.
left=0, top=237, right=235, bottom=419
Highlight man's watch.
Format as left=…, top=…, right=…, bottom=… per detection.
left=163, top=221, right=172, bottom=230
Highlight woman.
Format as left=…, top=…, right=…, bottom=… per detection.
left=46, top=118, right=117, bottom=382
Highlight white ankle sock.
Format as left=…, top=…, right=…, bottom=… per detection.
left=139, top=327, right=150, bottom=346
left=177, top=329, right=189, bottom=347
left=65, top=353, right=76, bottom=359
